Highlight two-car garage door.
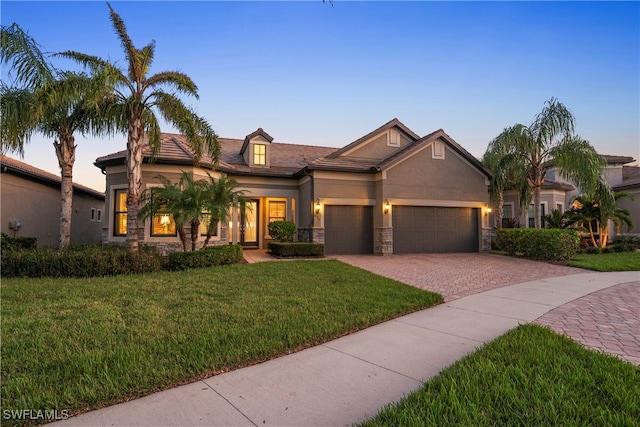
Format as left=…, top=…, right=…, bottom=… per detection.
left=324, top=205, right=478, bottom=255
left=393, top=206, right=478, bottom=253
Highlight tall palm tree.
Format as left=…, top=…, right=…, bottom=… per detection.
left=62, top=3, right=219, bottom=251
left=487, top=98, right=605, bottom=228
left=1, top=24, right=112, bottom=249
left=201, top=173, right=248, bottom=247
left=481, top=145, right=529, bottom=228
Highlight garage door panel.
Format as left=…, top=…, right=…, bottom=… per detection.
left=325, top=206, right=373, bottom=255
left=393, top=206, right=478, bottom=254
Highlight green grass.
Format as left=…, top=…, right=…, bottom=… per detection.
left=0, top=260, right=442, bottom=424
left=568, top=251, right=640, bottom=271
left=360, top=324, right=639, bottom=426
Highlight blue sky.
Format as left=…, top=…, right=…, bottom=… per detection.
left=2, top=1, right=639, bottom=191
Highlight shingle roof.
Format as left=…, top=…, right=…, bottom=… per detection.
left=1, top=155, right=105, bottom=199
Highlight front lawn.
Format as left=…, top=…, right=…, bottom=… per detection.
left=0, top=260, right=441, bottom=424
left=360, top=324, right=639, bottom=426
left=568, top=251, right=640, bottom=271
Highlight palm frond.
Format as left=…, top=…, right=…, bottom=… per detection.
left=1, top=23, right=55, bottom=89
left=145, top=71, right=198, bottom=97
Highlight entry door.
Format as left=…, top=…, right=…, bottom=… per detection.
left=240, top=200, right=259, bottom=247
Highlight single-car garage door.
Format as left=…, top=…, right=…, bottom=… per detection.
left=393, top=206, right=478, bottom=253
left=324, top=205, right=373, bottom=255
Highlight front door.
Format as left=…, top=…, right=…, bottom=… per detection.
left=240, top=200, right=259, bottom=247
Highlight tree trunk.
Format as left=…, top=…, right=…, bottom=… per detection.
left=54, top=132, right=76, bottom=250
left=190, top=218, right=200, bottom=251
left=495, top=191, right=504, bottom=229
left=178, top=226, right=188, bottom=252
left=126, top=114, right=144, bottom=251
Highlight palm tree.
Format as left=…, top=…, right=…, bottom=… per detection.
left=543, top=208, right=570, bottom=229
left=482, top=144, right=529, bottom=229
left=61, top=3, right=219, bottom=251
left=139, top=172, right=210, bottom=252
left=487, top=98, right=605, bottom=228
left=565, top=186, right=634, bottom=248
left=201, top=173, right=248, bottom=247
left=1, top=24, right=112, bottom=249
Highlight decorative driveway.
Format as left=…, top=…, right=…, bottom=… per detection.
left=535, top=281, right=640, bottom=365
left=335, top=253, right=589, bottom=301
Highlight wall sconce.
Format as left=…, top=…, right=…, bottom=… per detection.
left=383, top=199, right=391, bottom=214
left=315, top=198, right=321, bottom=215
left=485, top=207, right=492, bottom=216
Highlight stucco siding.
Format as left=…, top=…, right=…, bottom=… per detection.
left=314, top=178, right=375, bottom=200
left=1, top=173, right=104, bottom=247
left=343, top=132, right=412, bottom=160
left=384, top=144, right=487, bottom=202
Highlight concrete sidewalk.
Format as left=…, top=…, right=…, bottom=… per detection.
left=54, top=271, right=639, bottom=427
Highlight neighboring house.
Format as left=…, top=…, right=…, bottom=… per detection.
left=500, top=155, right=639, bottom=235
left=95, top=119, right=492, bottom=255
left=1, top=155, right=105, bottom=247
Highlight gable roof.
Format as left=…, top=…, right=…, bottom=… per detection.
left=378, top=129, right=491, bottom=178
left=94, top=119, right=489, bottom=179
left=1, top=155, right=105, bottom=199
left=240, top=128, right=274, bottom=155
left=326, top=118, right=420, bottom=159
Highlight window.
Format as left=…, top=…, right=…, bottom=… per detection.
left=268, top=201, right=286, bottom=223
left=556, top=203, right=563, bottom=212
left=150, top=191, right=176, bottom=236
left=114, top=189, right=127, bottom=236
left=200, top=212, right=219, bottom=237
left=97, top=209, right=102, bottom=222
left=151, top=213, right=176, bottom=236
left=502, top=204, right=513, bottom=228
left=528, top=204, right=546, bottom=228
left=253, top=144, right=266, bottom=165
left=91, top=208, right=96, bottom=221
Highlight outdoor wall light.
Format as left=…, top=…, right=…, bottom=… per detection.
left=485, top=207, right=492, bottom=216
left=315, top=199, right=321, bottom=215
left=383, top=199, right=391, bottom=214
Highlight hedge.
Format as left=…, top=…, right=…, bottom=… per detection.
left=495, top=228, right=579, bottom=261
left=167, top=244, right=243, bottom=270
left=268, top=242, right=324, bottom=258
left=268, top=221, right=296, bottom=242
left=0, top=245, right=164, bottom=278
left=1, top=233, right=37, bottom=252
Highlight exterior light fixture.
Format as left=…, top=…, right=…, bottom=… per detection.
left=485, top=207, right=492, bottom=216
left=315, top=198, right=321, bottom=215
left=384, top=199, right=391, bottom=214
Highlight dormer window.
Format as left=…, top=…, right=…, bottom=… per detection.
left=253, top=144, right=267, bottom=165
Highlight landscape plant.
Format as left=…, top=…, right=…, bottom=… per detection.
left=495, top=228, right=579, bottom=261
left=1, top=24, right=113, bottom=249
left=61, top=3, right=218, bottom=251
left=268, top=220, right=296, bottom=242
left=486, top=98, right=605, bottom=228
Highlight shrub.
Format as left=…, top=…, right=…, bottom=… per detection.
left=584, top=246, right=601, bottom=255
left=167, top=244, right=243, bottom=270
left=0, top=245, right=164, bottom=278
left=268, top=242, right=324, bottom=258
left=495, top=229, right=579, bottom=261
left=1, top=233, right=37, bottom=252
left=268, top=221, right=296, bottom=242
left=612, top=236, right=640, bottom=252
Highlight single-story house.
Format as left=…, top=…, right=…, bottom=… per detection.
left=94, top=119, right=493, bottom=255
left=500, top=155, right=639, bottom=236
left=0, top=155, right=105, bottom=247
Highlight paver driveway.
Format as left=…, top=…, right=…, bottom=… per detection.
left=336, top=253, right=589, bottom=301
left=536, top=280, right=640, bottom=365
